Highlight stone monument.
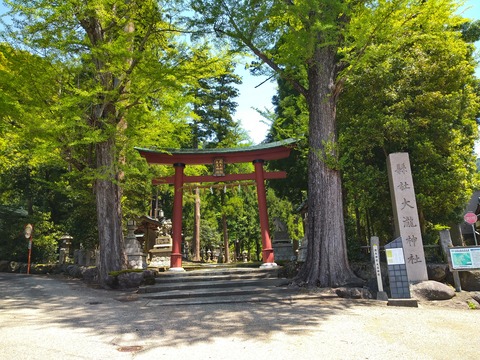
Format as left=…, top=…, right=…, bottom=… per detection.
left=297, top=236, right=308, bottom=262
left=387, top=152, right=428, bottom=282
left=272, top=217, right=295, bottom=261
left=125, top=220, right=147, bottom=269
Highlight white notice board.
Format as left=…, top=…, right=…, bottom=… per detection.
left=386, top=248, right=405, bottom=265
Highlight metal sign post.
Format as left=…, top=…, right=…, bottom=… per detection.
left=24, top=224, right=33, bottom=274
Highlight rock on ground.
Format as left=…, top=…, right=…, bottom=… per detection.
left=411, top=280, right=455, bottom=301
left=335, top=287, right=373, bottom=299
left=459, top=271, right=480, bottom=291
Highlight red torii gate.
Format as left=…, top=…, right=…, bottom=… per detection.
left=135, top=138, right=295, bottom=271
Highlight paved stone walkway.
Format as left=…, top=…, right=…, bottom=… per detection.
left=0, top=273, right=479, bottom=359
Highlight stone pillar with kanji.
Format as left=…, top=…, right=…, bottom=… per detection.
left=387, top=152, right=428, bottom=282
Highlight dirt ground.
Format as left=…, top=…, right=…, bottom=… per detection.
left=2, top=273, right=480, bottom=360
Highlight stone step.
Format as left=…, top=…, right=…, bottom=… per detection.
left=140, top=283, right=290, bottom=300
left=151, top=266, right=278, bottom=278
left=145, top=268, right=279, bottom=286
left=138, top=277, right=289, bottom=294
left=136, top=266, right=297, bottom=305
left=137, top=286, right=337, bottom=306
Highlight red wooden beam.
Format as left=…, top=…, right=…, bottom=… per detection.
left=152, top=171, right=287, bottom=185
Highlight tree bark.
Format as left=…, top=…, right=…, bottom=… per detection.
left=295, top=45, right=359, bottom=287
left=95, top=137, right=127, bottom=286
left=79, top=4, right=134, bottom=286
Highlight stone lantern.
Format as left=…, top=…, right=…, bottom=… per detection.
left=125, top=220, right=146, bottom=269
left=59, top=234, right=73, bottom=264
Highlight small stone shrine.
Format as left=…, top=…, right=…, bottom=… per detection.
left=74, top=246, right=95, bottom=267
left=135, top=215, right=162, bottom=253
left=272, top=217, right=295, bottom=261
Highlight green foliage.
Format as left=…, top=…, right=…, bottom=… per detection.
left=182, top=181, right=261, bottom=260
left=0, top=1, right=237, bottom=273
left=262, top=0, right=480, bottom=255
left=200, top=218, right=221, bottom=249
left=29, top=211, right=64, bottom=263
left=460, top=20, right=480, bottom=43
left=0, top=205, right=28, bottom=261
left=337, top=0, right=480, bottom=245
left=467, top=300, right=477, bottom=310
left=190, top=61, right=244, bottom=148
left=266, top=78, right=308, bottom=206
left=225, top=186, right=262, bottom=260
left=0, top=207, right=63, bottom=263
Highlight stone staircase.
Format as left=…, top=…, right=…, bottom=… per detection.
left=136, top=266, right=313, bottom=305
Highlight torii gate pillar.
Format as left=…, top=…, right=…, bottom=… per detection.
left=253, top=159, right=275, bottom=266
left=170, top=163, right=185, bottom=271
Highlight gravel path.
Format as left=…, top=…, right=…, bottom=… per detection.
left=0, top=273, right=479, bottom=360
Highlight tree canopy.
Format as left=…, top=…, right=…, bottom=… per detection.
left=339, top=7, right=480, bottom=245
left=1, top=0, right=236, bottom=283
left=190, top=0, right=480, bottom=286
left=0, top=0, right=479, bottom=290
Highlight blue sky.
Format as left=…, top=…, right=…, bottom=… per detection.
left=1, top=1, right=479, bottom=144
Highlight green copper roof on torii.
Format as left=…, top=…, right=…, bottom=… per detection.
left=135, top=138, right=296, bottom=165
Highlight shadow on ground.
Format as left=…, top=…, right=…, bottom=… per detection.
left=0, top=272, right=367, bottom=350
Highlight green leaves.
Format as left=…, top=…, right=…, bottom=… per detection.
left=338, top=0, right=480, bottom=241
left=0, top=1, right=244, bottom=267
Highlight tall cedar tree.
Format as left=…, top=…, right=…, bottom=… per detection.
left=191, top=63, right=243, bottom=148
left=191, top=0, right=478, bottom=286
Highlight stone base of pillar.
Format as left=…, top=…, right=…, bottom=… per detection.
left=168, top=267, right=186, bottom=272
left=127, top=253, right=146, bottom=270
left=149, top=255, right=170, bottom=268
left=272, top=242, right=295, bottom=261
left=260, top=262, right=278, bottom=269
left=377, top=291, right=389, bottom=301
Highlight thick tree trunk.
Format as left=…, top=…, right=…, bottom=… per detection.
left=295, top=46, right=360, bottom=287
left=96, top=137, right=127, bottom=286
